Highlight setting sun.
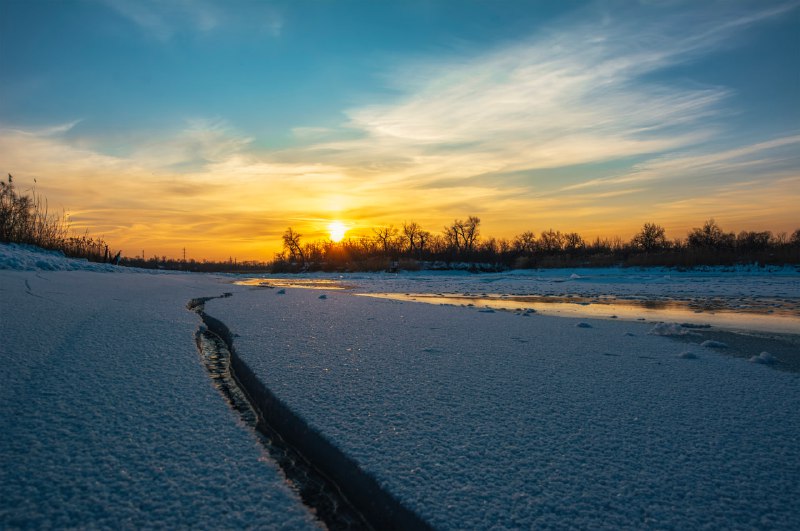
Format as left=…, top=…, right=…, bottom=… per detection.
left=328, top=221, right=347, bottom=242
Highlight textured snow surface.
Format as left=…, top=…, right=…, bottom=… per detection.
left=0, top=243, right=123, bottom=272
left=1, top=247, right=315, bottom=529
left=208, top=288, right=800, bottom=529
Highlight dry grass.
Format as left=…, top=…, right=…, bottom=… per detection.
left=0, top=177, right=117, bottom=263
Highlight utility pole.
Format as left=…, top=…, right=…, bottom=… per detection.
left=182, top=247, right=186, bottom=262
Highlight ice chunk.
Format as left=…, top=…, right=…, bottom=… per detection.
left=749, top=351, right=776, bottom=364
left=701, top=340, right=728, bottom=349
left=649, top=323, right=696, bottom=336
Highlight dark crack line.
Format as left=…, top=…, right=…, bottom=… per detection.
left=23, top=278, right=54, bottom=302
left=188, top=295, right=431, bottom=531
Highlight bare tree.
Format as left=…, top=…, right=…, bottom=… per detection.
left=446, top=216, right=481, bottom=257
left=402, top=221, right=422, bottom=255
left=514, top=231, right=537, bottom=255
left=688, top=219, right=734, bottom=249
left=791, top=229, right=800, bottom=247
left=373, top=225, right=398, bottom=257
left=282, top=227, right=305, bottom=265
left=631, top=222, right=668, bottom=251
left=563, top=232, right=585, bottom=252
left=539, top=229, right=564, bottom=253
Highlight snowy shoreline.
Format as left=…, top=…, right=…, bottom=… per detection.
left=3, top=244, right=799, bottom=528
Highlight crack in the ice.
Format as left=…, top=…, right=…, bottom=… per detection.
left=23, top=278, right=53, bottom=302
left=188, top=295, right=430, bottom=530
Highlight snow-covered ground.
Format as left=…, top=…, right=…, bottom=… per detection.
left=0, top=246, right=316, bottom=529
left=3, top=244, right=800, bottom=528
left=208, top=287, right=800, bottom=529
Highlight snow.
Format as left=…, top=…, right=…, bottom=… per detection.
left=649, top=322, right=698, bottom=336
left=701, top=339, right=729, bottom=349
left=0, top=245, right=316, bottom=529
left=750, top=351, right=777, bottom=365
left=207, top=287, right=800, bottom=529
left=0, top=243, right=121, bottom=272
left=252, top=266, right=800, bottom=302
left=4, top=243, right=800, bottom=528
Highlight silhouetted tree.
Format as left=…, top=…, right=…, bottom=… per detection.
left=402, top=221, right=423, bottom=255
left=631, top=222, right=668, bottom=251
left=563, top=232, right=585, bottom=252
left=373, top=225, right=398, bottom=257
left=736, top=230, right=771, bottom=251
left=282, top=227, right=305, bottom=265
left=514, top=231, right=537, bottom=255
left=445, top=216, right=481, bottom=257
left=539, top=229, right=563, bottom=253
left=791, top=229, right=800, bottom=247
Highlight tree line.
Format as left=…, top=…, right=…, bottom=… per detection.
left=275, top=217, right=800, bottom=272
left=2, top=174, right=797, bottom=272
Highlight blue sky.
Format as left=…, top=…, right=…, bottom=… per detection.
left=1, top=0, right=798, bottom=259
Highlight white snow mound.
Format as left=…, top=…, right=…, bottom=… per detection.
left=0, top=243, right=118, bottom=272
left=750, top=351, right=776, bottom=364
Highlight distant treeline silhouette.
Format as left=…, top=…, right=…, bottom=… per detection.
left=275, top=217, right=800, bottom=272
left=2, top=175, right=798, bottom=271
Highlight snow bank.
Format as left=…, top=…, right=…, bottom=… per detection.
left=0, top=243, right=123, bottom=272
left=0, top=269, right=315, bottom=529
left=208, top=289, right=800, bottom=529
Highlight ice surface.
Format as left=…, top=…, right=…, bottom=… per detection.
left=700, top=339, right=729, bottom=349
left=5, top=243, right=800, bottom=528
left=249, top=266, right=800, bottom=302
left=649, top=322, right=698, bottom=336
left=208, top=288, right=800, bottom=529
left=0, top=245, right=315, bottom=529
left=750, top=351, right=776, bottom=364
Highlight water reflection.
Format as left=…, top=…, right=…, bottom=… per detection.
left=358, top=293, right=800, bottom=335
left=235, top=278, right=353, bottom=290
left=234, top=277, right=799, bottom=335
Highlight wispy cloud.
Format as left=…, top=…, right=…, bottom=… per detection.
left=98, top=0, right=283, bottom=41
left=559, top=135, right=800, bottom=192
left=2, top=1, right=797, bottom=258
left=297, top=1, right=796, bottom=194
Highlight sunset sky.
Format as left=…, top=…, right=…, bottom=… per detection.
left=1, top=0, right=798, bottom=260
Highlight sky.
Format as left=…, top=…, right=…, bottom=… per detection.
left=1, top=0, right=798, bottom=260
